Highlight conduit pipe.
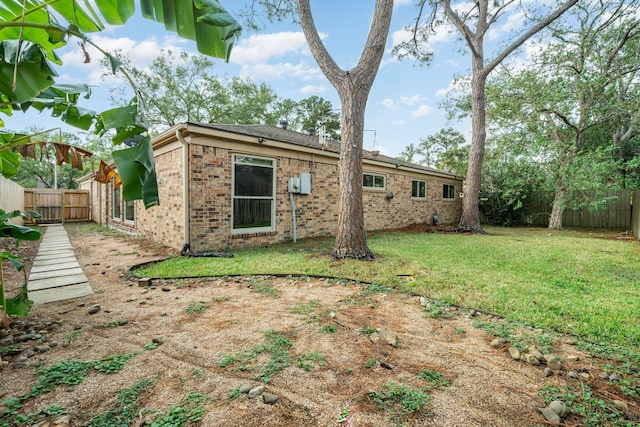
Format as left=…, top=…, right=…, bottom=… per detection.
left=290, top=192, right=297, bottom=243
left=176, top=128, right=190, bottom=248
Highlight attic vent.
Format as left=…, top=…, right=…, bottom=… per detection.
left=279, top=119, right=288, bottom=129
left=307, top=127, right=315, bottom=135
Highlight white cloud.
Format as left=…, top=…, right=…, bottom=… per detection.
left=411, top=105, right=433, bottom=118
left=400, top=95, right=423, bottom=106
left=488, top=10, right=526, bottom=41
left=238, top=62, right=322, bottom=81
left=300, top=85, right=329, bottom=94
left=59, top=35, right=188, bottom=85
left=230, top=31, right=314, bottom=65
left=380, top=98, right=399, bottom=110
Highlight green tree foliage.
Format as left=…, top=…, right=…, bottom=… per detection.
left=394, top=0, right=579, bottom=233
left=397, top=127, right=468, bottom=175
left=483, top=0, right=640, bottom=229
left=106, top=50, right=341, bottom=137
left=1, top=0, right=241, bottom=208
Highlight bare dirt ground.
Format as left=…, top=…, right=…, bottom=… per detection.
left=0, top=224, right=635, bottom=426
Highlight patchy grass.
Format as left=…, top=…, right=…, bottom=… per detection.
left=136, top=227, right=640, bottom=352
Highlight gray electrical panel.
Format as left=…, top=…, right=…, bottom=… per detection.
left=299, top=173, right=311, bottom=194
left=288, top=173, right=312, bottom=194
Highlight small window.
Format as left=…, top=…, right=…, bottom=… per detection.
left=363, top=173, right=385, bottom=189
left=112, top=183, right=121, bottom=219
left=232, top=154, right=275, bottom=232
left=125, top=200, right=135, bottom=222
left=443, top=184, right=456, bottom=200
left=412, top=180, right=426, bottom=199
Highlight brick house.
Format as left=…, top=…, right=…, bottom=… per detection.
left=79, top=123, right=463, bottom=252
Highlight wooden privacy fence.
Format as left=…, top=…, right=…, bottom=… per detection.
left=528, top=190, right=633, bottom=229
left=633, top=191, right=639, bottom=242
left=0, top=176, right=24, bottom=224
left=24, top=189, right=89, bottom=223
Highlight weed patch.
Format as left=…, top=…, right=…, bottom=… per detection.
left=219, top=330, right=293, bottom=383
left=248, top=277, right=279, bottom=298
left=85, top=377, right=158, bottom=427
left=148, top=391, right=207, bottom=426
left=297, top=352, right=327, bottom=371
left=185, top=301, right=207, bottom=316
left=369, top=382, right=429, bottom=425
left=98, top=319, right=129, bottom=328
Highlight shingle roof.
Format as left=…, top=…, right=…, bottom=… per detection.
left=188, top=122, right=460, bottom=179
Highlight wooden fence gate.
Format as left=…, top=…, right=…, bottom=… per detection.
left=24, top=189, right=89, bottom=223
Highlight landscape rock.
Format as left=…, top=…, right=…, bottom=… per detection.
left=138, top=277, right=153, bottom=287
left=248, top=385, right=266, bottom=399
left=567, top=355, right=580, bottom=362
left=87, top=305, right=100, bottom=315
left=540, top=407, right=561, bottom=423
left=568, top=371, right=579, bottom=379
left=609, top=373, right=620, bottom=382
left=152, top=337, right=164, bottom=345
left=543, top=367, right=553, bottom=377
left=0, top=403, right=9, bottom=417
left=369, top=332, right=380, bottom=344
left=162, top=287, right=171, bottom=292
left=529, top=347, right=544, bottom=361
left=385, top=333, right=398, bottom=348
left=262, top=393, right=279, bottom=404
left=0, top=337, right=14, bottom=346
left=524, top=354, right=540, bottom=365
left=490, top=338, right=508, bottom=348
left=16, top=333, right=37, bottom=342
left=545, top=355, right=562, bottom=371
left=239, top=383, right=254, bottom=394
left=508, top=347, right=521, bottom=360
left=35, top=345, right=51, bottom=353
left=549, top=400, right=567, bottom=417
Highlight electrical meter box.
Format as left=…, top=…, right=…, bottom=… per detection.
left=288, top=177, right=301, bottom=193
left=299, top=173, right=311, bottom=194
left=288, top=173, right=311, bottom=194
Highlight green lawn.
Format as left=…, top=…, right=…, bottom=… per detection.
left=136, top=227, right=640, bottom=351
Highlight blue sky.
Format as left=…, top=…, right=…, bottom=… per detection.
left=4, top=0, right=540, bottom=157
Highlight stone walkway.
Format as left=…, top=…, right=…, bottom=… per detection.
left=27, top=225, right=93, bottom=304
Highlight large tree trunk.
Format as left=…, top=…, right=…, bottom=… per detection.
left=333, top=85, right=371, bottom=259
left=458, top=55, right=487, bottom=233
left=296, top=0, right=392, bottom=260
left=548, top=186, right=567, bottom=230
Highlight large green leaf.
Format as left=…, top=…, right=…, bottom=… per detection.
left=0, top=220, right=41, bottom=241
left=0, top=40, right=56, bottom=104
left=140, top=0, right=241, bottom=61
left=112, top=136, right=159, bottom=208
left=5, top=285, right=33, bottom=316
left=94, top=0, right=135, bottom=25
left=0, top=146, right=21, bottom=177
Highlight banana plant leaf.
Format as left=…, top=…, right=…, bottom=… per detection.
left=0, top=220, right=42, bottom=241
left=0, top=147, right=20, bottom=177
left=140, top=0, right=241, bottom=61
left=112, top=136, right=159, bottom=208
left=0, top=40, right=57, bottom=104
left=4, top=285, right=33, bottom=316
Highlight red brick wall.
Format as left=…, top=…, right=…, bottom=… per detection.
left=91, top=135, right=462, bottom=251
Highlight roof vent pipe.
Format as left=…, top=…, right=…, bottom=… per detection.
left=307, top=127, right=315, bottom=135
left=279, top=119, right=288, bottom=129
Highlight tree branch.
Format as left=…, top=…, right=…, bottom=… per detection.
left=485, top=0, right=579, bottom=77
